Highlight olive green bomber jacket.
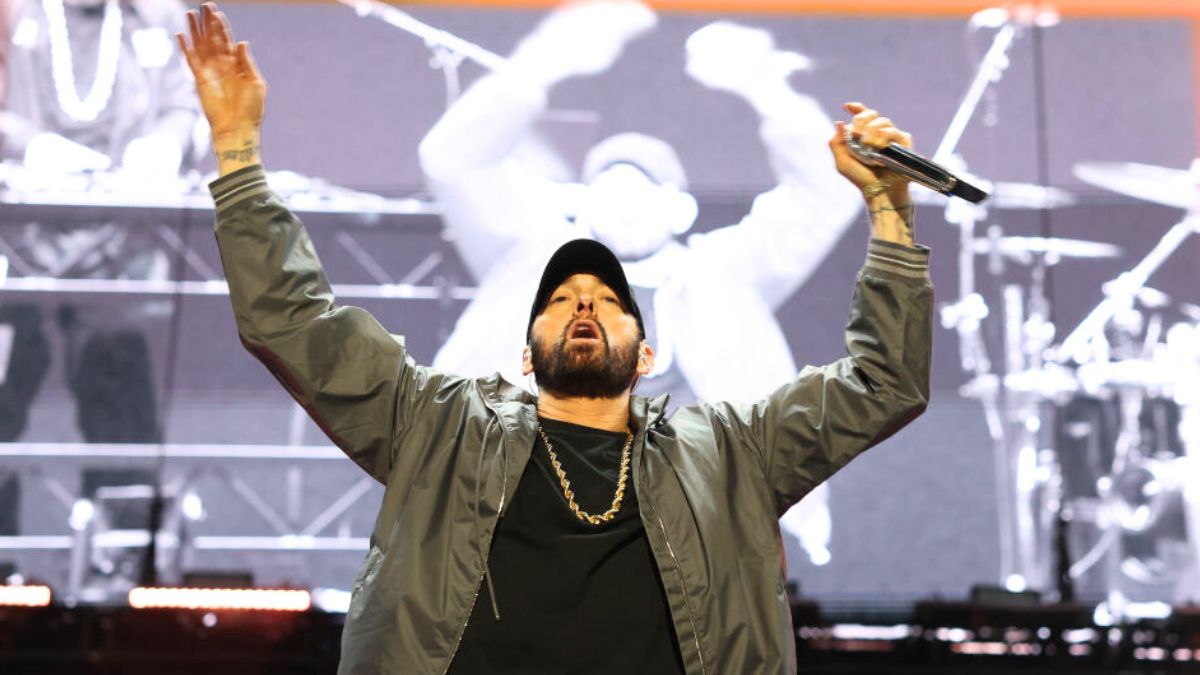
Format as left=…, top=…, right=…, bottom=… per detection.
left=210, top=165, right=932, bottom=675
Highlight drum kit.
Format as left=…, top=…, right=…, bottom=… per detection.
left=930, top=7, right=1200, bottom=620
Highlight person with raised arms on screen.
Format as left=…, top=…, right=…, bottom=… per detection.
left=178, top=3, right=932, bottom=674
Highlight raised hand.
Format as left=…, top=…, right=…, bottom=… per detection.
left=829, top=102, right=916, bottom=245
left=509, top=1, right=657, bottom=87
left=829, top=102, right=914, bottom=193
left=176, top=2, right=265, bottom=175
left=685, top=21, right=811, bottom=99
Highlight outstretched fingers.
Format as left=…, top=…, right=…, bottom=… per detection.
left=207, top=5, right=235, bottom=55
left=186, top=9, right=205, bottom=57
left=235, top=41, right=262, bottom=81
left=175, top=31, right=198, bottom=74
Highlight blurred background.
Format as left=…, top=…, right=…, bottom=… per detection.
left=1, top=0, right=1198, bottom=671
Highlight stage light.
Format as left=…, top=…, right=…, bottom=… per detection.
left=68, top=499, right=94, bottom=531
left=128, top=587, right=311, bottom=611
left=311, top=587, right=352, bottom=613
left=1063, top=627, right=1098, bottom=644
left=953, top=641, right=1008, bottom=655
left=0, top=584, right=52, bottom=607
left=181, top=492, right=205, bottom=521
left=830, top=624, right=911, bottom=640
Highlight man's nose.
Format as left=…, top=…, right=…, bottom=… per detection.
left=574, top=295, right=594, bottom=314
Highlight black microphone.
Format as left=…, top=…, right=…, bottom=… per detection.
left=845, top=132, right=989, bottom=204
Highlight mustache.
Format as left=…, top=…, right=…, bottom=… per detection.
left=531, top=319, right=639, bottom=400
left=559, top=317, right=609, bottom=346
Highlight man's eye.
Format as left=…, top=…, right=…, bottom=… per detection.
left=602, top=297, right=618, bottom=304
left=552, top=296, right=568, bottom=303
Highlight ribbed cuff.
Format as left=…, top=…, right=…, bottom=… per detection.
left=863, top=238, right=930, bottom=281
left=208, top=164, right=271, bottom=216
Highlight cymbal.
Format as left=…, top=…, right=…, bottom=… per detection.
left=910, top=181, right=1074, bottom=209
left=972, top=235, right=1122, bottom=261
left=1073, top=161, right=1200, bottom=210
left=1004, top=366, right=1079, bottom=397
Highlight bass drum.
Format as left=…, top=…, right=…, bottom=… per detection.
left=1053, top=395, right=1192, bottom=596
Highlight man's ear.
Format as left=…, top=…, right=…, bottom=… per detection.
left=522, top=345, right=534, bottom=376
left=637, top=342, right=655, bottom=375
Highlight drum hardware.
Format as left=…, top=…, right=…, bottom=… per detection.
left=1072, top=160, right=1200, bottom=211
left=980, top=151, right=1199, bottom=617
left=933, top=7, right=1200, bottom=612
left=1052, top=161, right=1200, bottom=365
left=972, top=234, right=1122, bottom=265
left=931, top=8, right=1076, bottom=592
left=909, top=180, right=1074, bottom=210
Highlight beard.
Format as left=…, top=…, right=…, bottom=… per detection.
left=530, top=320, right=639, bottom=399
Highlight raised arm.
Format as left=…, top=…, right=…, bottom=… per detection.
left=683, top=22, right=863, bottom=309
left=417, top=0, right=655, bottom=280
left=704, top=106, right=927, bottom=510
left=178, top=3, right=460, bottom=483
left=176, top=3, right=263, bottom=177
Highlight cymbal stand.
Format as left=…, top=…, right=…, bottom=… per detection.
left=1053, top=212, right=1200, bottom=365
left=1002, top=251, right=1063, bottom=595
left=935, top=13, right=1022, bottom=588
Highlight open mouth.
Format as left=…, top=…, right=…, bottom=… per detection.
left=568, top=320, right=601, bottom=341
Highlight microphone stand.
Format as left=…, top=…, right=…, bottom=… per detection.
left=932, top=21, right=1018, bottom=164
left=334, top=0, right=506, bottom=71
left=333, top=0, right=506, bottom=106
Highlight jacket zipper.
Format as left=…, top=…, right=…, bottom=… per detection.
left=643, top=415, right=705, bottom=672
left=441, top=569, right=488, bottom=675
left=442, top=403, right=512, bottom=674
left=655, top=512, right=710, bottom=675
left=483, top=455, right=509, bottom=622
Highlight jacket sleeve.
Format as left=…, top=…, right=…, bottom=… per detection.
left=210, top=165, right=459, bottom=484
left=704, top=239, right=933, bottom=513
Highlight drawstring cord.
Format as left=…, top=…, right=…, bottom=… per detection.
left=484, top=567, right=501, bottom=622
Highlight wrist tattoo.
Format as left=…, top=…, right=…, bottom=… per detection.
left=868, top=202, right=917, bottom=243
left=868, top=202, right=915, bottom=216
left=220, top=142, right=259, bottom=163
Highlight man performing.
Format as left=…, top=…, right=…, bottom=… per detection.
left=179, top=3, right=932, bottom=674
left=419, top=3, right=862, bottom=569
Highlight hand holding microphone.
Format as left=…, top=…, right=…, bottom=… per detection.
left=832, top=102, right=989, bottom=204
left=828, top=102, right=987, bottom=246
left=830, top=102, right=914, bottom=206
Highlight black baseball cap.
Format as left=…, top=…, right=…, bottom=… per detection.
left=527, top=239, right=645, bottom=341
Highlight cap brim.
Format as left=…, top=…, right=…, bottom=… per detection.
left=528, top=239, right=643, bottom=338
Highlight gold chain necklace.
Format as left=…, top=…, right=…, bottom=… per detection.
left=537, top=424, right=633, bottom=525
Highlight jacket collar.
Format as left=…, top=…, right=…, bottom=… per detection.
left=479, top=373, right=670, bottom=432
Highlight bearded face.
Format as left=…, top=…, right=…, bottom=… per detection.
left=530, top=314, right=640, bottom=399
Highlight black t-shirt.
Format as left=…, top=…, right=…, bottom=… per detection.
left=446, top=417, right=686, bottom=674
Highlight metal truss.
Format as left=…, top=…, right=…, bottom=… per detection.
left=0, top=443, right=375, bottom=553
left=0, top=167, right=476, bottom=301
